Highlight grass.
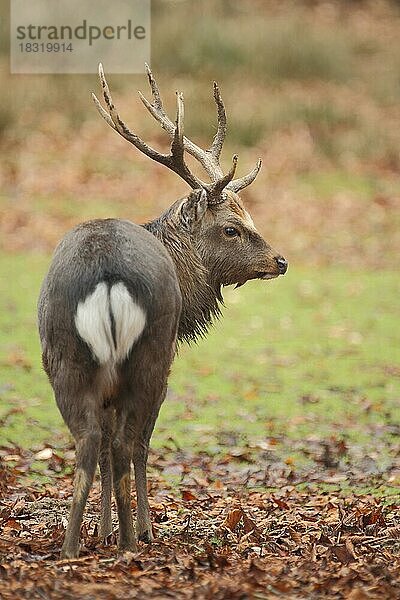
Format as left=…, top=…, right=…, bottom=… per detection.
left=297, top=170, right=397, bottom=199
left=0, top=1, right=399, bottom=496
left=1, top=252, right=399, bottom=479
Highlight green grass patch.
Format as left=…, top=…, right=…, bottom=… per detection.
left=1, top=253, right=398, bottom=478
left=297, top=170, right=400, bottom=201
left=298, top=171, right=381, bottom=199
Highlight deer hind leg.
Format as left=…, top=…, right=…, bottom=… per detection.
left=132, top=406, right=161, bottom=543
left=98, top=406, right=114, bottom=539
left=130, top=317, right=178, bottom=543
left=111, top=410, right=137, bottom=552
left=60, top=396, right=101, bottom=559
left=131, top=367, right=171, bottom=543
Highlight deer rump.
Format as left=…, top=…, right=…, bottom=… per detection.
left=38, top=218, right=181, bottom=402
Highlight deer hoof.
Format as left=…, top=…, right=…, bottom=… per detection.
left=118, top=543, right=138, bottom=554
left=60, top=545, right=79, bottom=559
left=138, top=530, right=153, bottom=544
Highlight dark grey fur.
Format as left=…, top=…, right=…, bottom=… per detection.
left=38, top=189, right=287, bottom=558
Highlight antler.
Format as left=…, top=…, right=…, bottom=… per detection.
left=92, top=64, right=206, bottom=190
left=139, top=65, right=261, bottom=196
left=227, top=158, right=262, bottom=193
left=92, top=63, right=261, bottom=200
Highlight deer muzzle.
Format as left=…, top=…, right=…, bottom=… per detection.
left=275, top=256, right=288, bottom=274
left=256, top=255, right=288, bottom=280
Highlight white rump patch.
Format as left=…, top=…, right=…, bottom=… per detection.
left=75, top=283, right=113, bottom=364
left=109, top=282, right=146, bottom=362
left=75, top=282, right=146, bottom=364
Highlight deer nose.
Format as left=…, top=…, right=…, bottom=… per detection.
left=275, top=256, right=288, bottom=274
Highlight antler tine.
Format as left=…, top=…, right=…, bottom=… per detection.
left=94, top=63, right=171, bottom=165
left=208, top=154, right=238, bottom=202
left=227, top=158, right=262, bottom=193
left=93, top=64, right=261, bottom=198
left=169, top=92, right=206, bottom=189
left=139, top=65, right=224, bottom=181
left=91, top=91, right=116, bottom=130
left=208, top=82, right=227, bottom=162
left=144, top=63, right=163, bottom=111
left=94, top=63, right=206, bottom=190
left=171, top=92, right=184, bottom=159
left=137, top=63, right=169, bottom=133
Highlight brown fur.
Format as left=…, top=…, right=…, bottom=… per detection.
left=145, top=203, right=221, bottom=343
left=227, top=196, right=247, bottom=219
left=145, top=189, right=284, bottom=342
left=119, top=473, right=131, bottom=504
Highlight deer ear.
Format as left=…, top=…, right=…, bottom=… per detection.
left=179, top=189, right=207, bottom=231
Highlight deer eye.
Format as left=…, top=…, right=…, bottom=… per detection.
left=224, top=226, right=240, bottom=238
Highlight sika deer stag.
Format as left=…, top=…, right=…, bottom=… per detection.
left=38, top=64, right=287, bottom=558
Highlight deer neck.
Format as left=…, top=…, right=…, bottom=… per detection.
left=143, top=213, right=222, bottom=343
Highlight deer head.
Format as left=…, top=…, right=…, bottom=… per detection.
left=92, top=65, right=287, bottom=339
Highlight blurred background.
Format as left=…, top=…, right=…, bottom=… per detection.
left=1, top=0, right=400, bottom=262
left=0, top=0, right=399, bottom=485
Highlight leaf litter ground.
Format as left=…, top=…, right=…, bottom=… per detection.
left=1, top=443, right=399, bottom=599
